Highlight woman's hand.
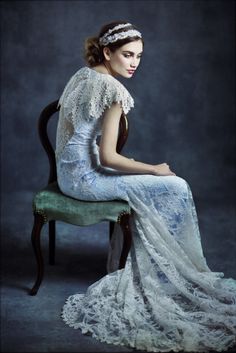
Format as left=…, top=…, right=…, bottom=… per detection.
left=152, top=163, right=176, bottom=176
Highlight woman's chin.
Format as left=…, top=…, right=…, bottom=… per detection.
left=120, top=72, right=134, bottom=79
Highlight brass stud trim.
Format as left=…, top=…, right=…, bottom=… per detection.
left=117, top=210, right=131, bottom=224
left=33, top=204, right=48, bottom=224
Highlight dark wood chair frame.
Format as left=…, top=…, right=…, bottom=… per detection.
left=30, top=100, right=132, bottom=295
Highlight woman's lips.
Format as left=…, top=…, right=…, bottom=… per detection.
left=127, top=70, right=135, bottom=74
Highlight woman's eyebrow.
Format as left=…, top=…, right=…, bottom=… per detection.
left=122, top=50, right=143, bottom=55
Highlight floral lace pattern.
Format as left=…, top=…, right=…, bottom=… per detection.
left=56, top=67, right=236, bottom=352
left=56, top=67, right=134, bottom=159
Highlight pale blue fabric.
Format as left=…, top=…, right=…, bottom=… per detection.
left=56, top=67, right=236, bottom=352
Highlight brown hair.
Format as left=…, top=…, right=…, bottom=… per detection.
left=84, top=21, right=143, bottom=67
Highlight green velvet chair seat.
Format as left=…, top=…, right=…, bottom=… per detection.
left=33, top=181, right=131, bottom=226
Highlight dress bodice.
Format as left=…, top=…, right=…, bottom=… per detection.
left=55, top=66, right=134, bottom=162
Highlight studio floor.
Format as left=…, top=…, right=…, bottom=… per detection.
left=1, top=190, right=236, bottom=353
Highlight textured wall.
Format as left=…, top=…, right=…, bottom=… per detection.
left=1, top=0, right=235, bottom=201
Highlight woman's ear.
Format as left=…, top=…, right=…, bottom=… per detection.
left=103, top=47, right=111, bottom=61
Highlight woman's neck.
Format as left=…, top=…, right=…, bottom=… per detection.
left=103, top=61, right=113, bottom=75
left=92, top=62, right=117, bottom=77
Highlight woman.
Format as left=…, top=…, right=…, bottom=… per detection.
left=56, top=21, right=236, bottom=352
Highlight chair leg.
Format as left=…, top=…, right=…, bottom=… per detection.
left=49, top=220, right=55, bottom=265
left=29, top=214, right=45, bottom=296
left=109, top=221, right=115, bottom=241
left=119, top=214, right=132, bottom=269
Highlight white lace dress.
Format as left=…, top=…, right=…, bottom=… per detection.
left=56, top=67, right=236, bottom=352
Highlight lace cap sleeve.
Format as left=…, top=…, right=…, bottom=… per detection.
left=58, top=67, right=134, bottom=125
left=88, top=72, right=134, bottom=118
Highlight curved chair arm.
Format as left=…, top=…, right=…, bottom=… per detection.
left=38, top=100, right=59, bottom=183
left=117, top=112, right=129, bottom=153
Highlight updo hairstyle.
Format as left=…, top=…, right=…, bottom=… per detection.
left=84, top=21, right=143, bottom=67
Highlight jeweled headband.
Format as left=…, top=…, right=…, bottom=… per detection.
left=99, top=23, right=142, bottom=46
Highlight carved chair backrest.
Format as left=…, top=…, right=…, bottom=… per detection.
left=38, top=100, right=129, bottom=184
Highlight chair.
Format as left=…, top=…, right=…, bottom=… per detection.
left=30, top=100, right=132, bottom=295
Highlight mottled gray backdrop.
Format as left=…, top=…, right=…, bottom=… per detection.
left=1, top=2, right=236, bottom=352
left=1, top=0, right=235, bottom=200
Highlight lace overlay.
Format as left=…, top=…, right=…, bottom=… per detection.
left=56, top=67, right=134, bottom=160
left=56, top=67, right=236, bottom=352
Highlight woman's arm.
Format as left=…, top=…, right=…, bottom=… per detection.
left=99, top=103, right=175, bottom=176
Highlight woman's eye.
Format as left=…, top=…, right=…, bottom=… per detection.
left=123, top=53, right=142, bottom=59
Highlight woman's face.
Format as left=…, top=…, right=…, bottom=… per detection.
left=104, top=39, right=143, bottom=78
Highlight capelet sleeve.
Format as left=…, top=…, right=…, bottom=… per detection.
left=58, top=68, right=134, bottom=127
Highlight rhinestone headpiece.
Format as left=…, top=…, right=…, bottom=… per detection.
left=99, top=23, right=142, bottom=46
